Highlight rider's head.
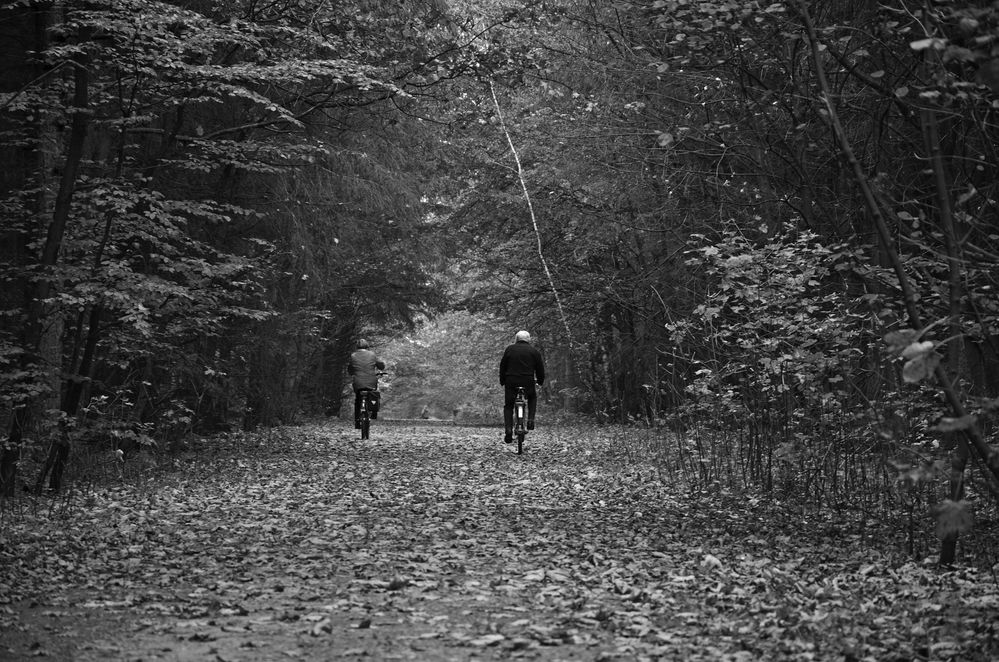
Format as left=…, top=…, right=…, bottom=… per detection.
left=515, top=330, right=531, bottom=343
left=357, top=338, right=369, bottom=349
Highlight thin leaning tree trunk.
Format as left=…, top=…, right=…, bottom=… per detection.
left=488, top=81, right=576, bottom=357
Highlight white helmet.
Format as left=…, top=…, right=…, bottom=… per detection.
left=515, top=330, right=531, bottom=342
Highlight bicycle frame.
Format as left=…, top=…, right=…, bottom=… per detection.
left=358, top=389, right=373, bottom=440
left=513, top=387, right=527, bottom=454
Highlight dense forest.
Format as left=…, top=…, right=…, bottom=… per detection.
left=3, top=0, right=999, bottom=567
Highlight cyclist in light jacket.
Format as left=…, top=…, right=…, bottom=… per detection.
left=499, top=330, right=545, bottom=444
left=348, top=339, right=385, bottom=429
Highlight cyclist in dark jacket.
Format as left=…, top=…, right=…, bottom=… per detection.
left=499, top=330, right=545, bottom=443
left=348, top=339, right=385, bottom=429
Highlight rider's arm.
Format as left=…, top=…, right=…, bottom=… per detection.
left=534, top=349, right=545, bottom=386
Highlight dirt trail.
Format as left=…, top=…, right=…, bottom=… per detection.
left=2, top=422, right=997, bottom=661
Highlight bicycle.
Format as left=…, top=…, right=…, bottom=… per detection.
left=513, top=386, right=528, bottom=454
left=357, top=372, right=387, bottom=440
left=357, top=389, right=375, bottom=440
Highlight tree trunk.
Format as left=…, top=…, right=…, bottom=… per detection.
left=0, top=4, right=49, bottom=496
left=921, top=106, right=970, bottom=563
left=31, top=304, right=104, bottom=493
left=939, top=441, right=968, bottom=565
left=2, top=20, right=91, bottom=496
left=62, top=305, right=103, bottom=416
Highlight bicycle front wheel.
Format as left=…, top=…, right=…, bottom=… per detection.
left=360, top=413, right=370, bottom=440
left=516, top=431, right=525, bottom=455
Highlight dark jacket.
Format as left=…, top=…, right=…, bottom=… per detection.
left=348, top=349, right=385, bottom=391
left=499, top=341, right=545, bottom=387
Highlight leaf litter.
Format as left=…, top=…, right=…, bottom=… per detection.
left=1, top=422, right=997, bottom=661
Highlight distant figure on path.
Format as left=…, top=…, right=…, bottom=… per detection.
left=348, top=339, right=385, bottom=429
left=499, top=330, right=545, bottom=444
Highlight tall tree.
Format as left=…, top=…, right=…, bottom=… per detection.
left=0, top=0, right=464, bottom=493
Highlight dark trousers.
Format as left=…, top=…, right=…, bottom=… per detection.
left=503, top=384, right=537, bottom=433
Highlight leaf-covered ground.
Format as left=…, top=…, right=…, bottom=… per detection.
left=2, top=422, right=997, bottom=661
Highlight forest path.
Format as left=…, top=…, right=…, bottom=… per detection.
left=2, top=422, right=997, bottom=661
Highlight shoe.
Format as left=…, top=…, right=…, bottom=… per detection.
left=371, top=413, right=377, bottom=420
left=527, top=419, right=535, bottom=430
left=503, top=432, right=513, bottom=444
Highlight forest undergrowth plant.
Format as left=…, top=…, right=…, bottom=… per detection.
left=656, top=223, right=999, bottom=561
left=672, top=225, right=871, bottom=480
left=790, top=0, right=999, bottom=565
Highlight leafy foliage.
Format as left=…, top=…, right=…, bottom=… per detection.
left=674, top=226, right=866, bottom=429
left=0, top=0, right=461, bottom=466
